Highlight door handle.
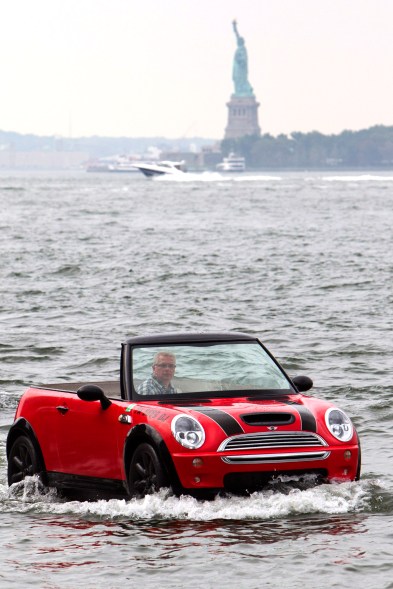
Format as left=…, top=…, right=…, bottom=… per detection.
left=56, top=406, right=69, bottom=414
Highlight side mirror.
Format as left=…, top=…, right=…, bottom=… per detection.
left=292, top=375, right=313, bottom=392
left=77, top=384, right=112, bottom=410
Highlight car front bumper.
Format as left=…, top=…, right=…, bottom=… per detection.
left=171, top=444, right=360, bottom=491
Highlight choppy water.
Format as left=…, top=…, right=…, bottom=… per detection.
left=0, top=170, right=392, bottom=588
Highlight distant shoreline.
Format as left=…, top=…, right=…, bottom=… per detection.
left=1, top=125, right=393, bottom=169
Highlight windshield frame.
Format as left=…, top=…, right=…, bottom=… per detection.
left=125, top=334, right=298, bottom=402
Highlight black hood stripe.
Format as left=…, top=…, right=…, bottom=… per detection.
left=192, top=408, right=244, bottom=436
left=284, top=402, right=317, bottom=432
left=187, top=404, right=315, bottom=435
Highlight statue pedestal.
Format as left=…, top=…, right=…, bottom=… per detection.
left=224, top=95, right=261, bottom=139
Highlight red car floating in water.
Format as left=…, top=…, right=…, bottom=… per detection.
left=7, top=332, right=361, bottom=498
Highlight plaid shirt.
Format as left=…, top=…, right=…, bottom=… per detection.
left=137, top=375, right=178, bottom=396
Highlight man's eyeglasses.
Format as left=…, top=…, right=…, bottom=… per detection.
left=155, top=363, right=176, bottom=369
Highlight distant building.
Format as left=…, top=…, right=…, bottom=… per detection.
left=224, top=21, right=261, bottom=139
left=160, top=145, right=223, bottom=170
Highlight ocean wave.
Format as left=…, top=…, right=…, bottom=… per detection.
left=322, top=175, right=393, bottom=182
left=155, top=172, right=282, bottom=182
left=0, top=476, right=380, bottom=521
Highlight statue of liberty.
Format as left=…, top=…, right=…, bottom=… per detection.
left=232, top=20, right=254, bottom=97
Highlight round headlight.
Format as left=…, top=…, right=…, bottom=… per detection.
left=171, top=414, right=205, bottom=449
left=325, top=408, right=353, bottom=442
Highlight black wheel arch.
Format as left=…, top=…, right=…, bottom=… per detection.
left=123, top=424, right=182, bottom=494
left=7, top=418, right=47, bottom=482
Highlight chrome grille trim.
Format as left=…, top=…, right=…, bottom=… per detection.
left=221, top=451, right=330, bottom=464
left=217, top=431, right=327, bottom=452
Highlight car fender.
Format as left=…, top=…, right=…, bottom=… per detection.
left=7, top=417, right=48, bottom=482
left=123, top=423, right=182, bottom=493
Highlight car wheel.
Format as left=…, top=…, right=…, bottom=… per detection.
left=8, top=435, right=41, bottom=486
left=128, top=443, right=168, bottom=497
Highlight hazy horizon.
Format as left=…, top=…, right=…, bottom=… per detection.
left=1, top=123, right=391, bottom=143
left=2, top=0, right=393, bottom=140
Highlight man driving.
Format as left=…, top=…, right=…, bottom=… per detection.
left=137, top=351, right=178, bottom=395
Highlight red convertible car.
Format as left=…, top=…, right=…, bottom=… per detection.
left=7, top=332, right=361, bottom=498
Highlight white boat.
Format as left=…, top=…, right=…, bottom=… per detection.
left=216, top=153, right=246, bottom=172
left=132, top=160, right=187, bottom=177
left=86, top=155, right=139, bottom=173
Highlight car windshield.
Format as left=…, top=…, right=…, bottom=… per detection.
left=132, top=341, right=292, bottom=397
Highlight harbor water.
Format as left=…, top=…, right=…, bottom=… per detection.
left=0, top=170, right=392, bottom=588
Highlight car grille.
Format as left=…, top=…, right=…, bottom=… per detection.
left=218, top=431, right=327, bottom=452
left=221, top=451, right=330, bottom=464
left=218, top=431, right=329, bottom=465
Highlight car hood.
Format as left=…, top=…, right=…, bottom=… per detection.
left=175, top=397, right=321, bottom=435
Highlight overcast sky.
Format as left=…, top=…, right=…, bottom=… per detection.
left=1, top=0, right=392, bottom=139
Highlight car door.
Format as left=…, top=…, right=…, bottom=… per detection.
left=53, top=391, right=125, bottom=480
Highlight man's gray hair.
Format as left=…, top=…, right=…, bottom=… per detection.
left=153, top=350, right=176, bottom=365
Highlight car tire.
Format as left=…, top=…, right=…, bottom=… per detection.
left=8, top=435, right=42, bottom=486
left=355, top=445, right=362, bottom=481
left=128, top=443, right=168, bottom=497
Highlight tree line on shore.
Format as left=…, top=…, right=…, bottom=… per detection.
left=0, top=131, right=212, bottom=159
left=1, top=125, right=393, bottom=168
left=221, top=125, right=393, bottom=168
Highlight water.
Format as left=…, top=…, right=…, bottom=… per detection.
left=0, top=170, right=392, bottom=588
